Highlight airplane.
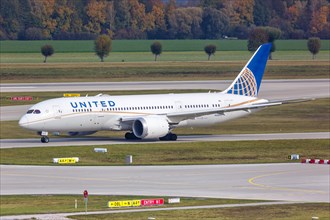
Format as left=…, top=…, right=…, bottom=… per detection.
left=19, top=43, right=303, bottom=143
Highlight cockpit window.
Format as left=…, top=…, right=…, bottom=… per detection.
left=34, top=109, right=41, bottom=114
left=26, top=109, right=41, bottom=114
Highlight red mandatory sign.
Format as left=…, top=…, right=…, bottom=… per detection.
left=141, top=198, right=164, bottom=206
left=83, top=190, right=88, bottom=198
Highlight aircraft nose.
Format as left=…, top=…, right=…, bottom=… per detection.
left=19, top=115, right=29, bottom=128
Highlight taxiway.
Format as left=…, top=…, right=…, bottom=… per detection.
left=0, top=132, right=329, bottom=149
left=1, top=163, right=329, bottom=202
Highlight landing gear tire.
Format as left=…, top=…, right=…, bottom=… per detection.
left=41, top=136, right=49, bottom=143
left=159, top=133, right=177, bottom=141
left=125, top=132, right=140, bottom=140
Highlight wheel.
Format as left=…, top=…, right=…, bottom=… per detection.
left=125, top=132, right=140, bottom=140
left=170, top=133, right=177, bottom=141
left=159, top=133, right=177, bottom=141
left=41, top=136, right=49, bottom=143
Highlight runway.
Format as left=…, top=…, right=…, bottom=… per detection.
left=1, top=163, right=329, bottom=202
left=1, top=79, right=329, bottom=121
left=1, top=80, right=329, bottom=99
left=0, top=132, right=329, bottom=149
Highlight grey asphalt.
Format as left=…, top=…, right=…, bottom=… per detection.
left=1, top=163, right=329, bottom=203
left=0, top=132, right=329, bottom=149
left=1, top=80, right=329, bottom=97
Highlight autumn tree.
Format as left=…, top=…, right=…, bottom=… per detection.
left=222, top=0, right=254, bottom=26
left=263, top=27, right=281, bottom=59
left=41, top=44, right=54, bottom=63
left=94, top=35, right=112, bottom=62
left=253, top=0, right=272, bottom=26
left=150, top=41, right=162, bottom=61
left=201, top=7, right=229, bottom=39
left=204, top=44, right=217, bottom=60
left=307, top=37, right=321, bottom=59
left=114, top=0, right=131, bottom=30
left=168, top=7, right=203, bottom=39
left=128, top=0, right=148, bottom=38
left=85, top=0, right=114, bottom=35
left=147, top=4, right=167, bottom=39
left=247, top=28, right=268, bottom=52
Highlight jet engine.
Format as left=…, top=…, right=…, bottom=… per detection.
left=132, top=116, right=169, bottom=139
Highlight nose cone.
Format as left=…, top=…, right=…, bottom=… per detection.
left=19, top=115, right=29, bottom=129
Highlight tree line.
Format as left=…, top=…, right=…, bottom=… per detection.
left=40, top=35, right=321, bottom=63
left=0, top=0, right=329, bottom=40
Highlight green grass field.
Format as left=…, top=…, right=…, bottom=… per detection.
left=1, top=139, right=328, bottom=165
left=1, top=60, right=329, bottom=83
left=1, top=195, right=328, bottom=219
left=1, top=195, right=261, bottom=216
left=1, top=40, right=329, bottom=53
left=1, top=50, right=329, bottom=63
left=71, top=203, right=330, bottom=220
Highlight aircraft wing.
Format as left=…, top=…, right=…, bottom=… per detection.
left=120, top=98, right=313, bottom=124
left=166, top=98, right=313, bottom=123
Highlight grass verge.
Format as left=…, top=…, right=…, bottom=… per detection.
left=0, top=195, right=263, bottom=216
left=0, top=139, right=329, bottom=165
left=71, top=203, right=330, bottom=220
left=1, top=60, right=329, bottom=83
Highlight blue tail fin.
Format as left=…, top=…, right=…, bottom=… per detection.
left=224, top=43, right=272, bottom=97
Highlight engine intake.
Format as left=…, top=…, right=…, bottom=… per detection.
left=133, top=116, right=169, bottom=139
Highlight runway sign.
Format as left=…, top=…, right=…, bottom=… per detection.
left=168, top=198, right=180, bottom=204
left=94, top=148, right=107, bottom=153
left=63, top=93, right=80, bottom=97
left=288, top=154, right=299, bottom=160
left=11, top=96, right=33, bottom=101
left=108, top=200, right=141, bottom=208
left=53, top=157, right=79, bottom=164
left=141, top=198, right=164, bottom=206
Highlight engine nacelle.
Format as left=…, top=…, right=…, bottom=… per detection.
left=132, top=116, right=169, bottom=139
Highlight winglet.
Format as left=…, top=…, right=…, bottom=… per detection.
left=224, top=43, right=272, bottom=97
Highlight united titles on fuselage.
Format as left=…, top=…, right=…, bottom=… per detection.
left=70, top=100, right=116, bottom=109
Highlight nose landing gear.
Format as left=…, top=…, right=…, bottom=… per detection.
left=41, top=136, right=49, bottom=143
left=38, top=131, right=49, bottom=143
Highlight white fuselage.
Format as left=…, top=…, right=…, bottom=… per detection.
left=19, top=92, right=264, bottom=133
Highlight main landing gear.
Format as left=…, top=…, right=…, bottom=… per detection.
left=125, top=132, right=141, bottom=140
left=159, top=133, right=177, bottom=141
left=124, top=132, right=177, bottom=141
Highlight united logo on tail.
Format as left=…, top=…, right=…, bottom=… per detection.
left=225, top=43, right=272, bottom=97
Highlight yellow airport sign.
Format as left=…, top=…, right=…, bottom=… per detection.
left=108, top=200, right=141, bottom=208
left=53, top=157, right=79, bottom=164
left=63, top=93, right=80, bottom=97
